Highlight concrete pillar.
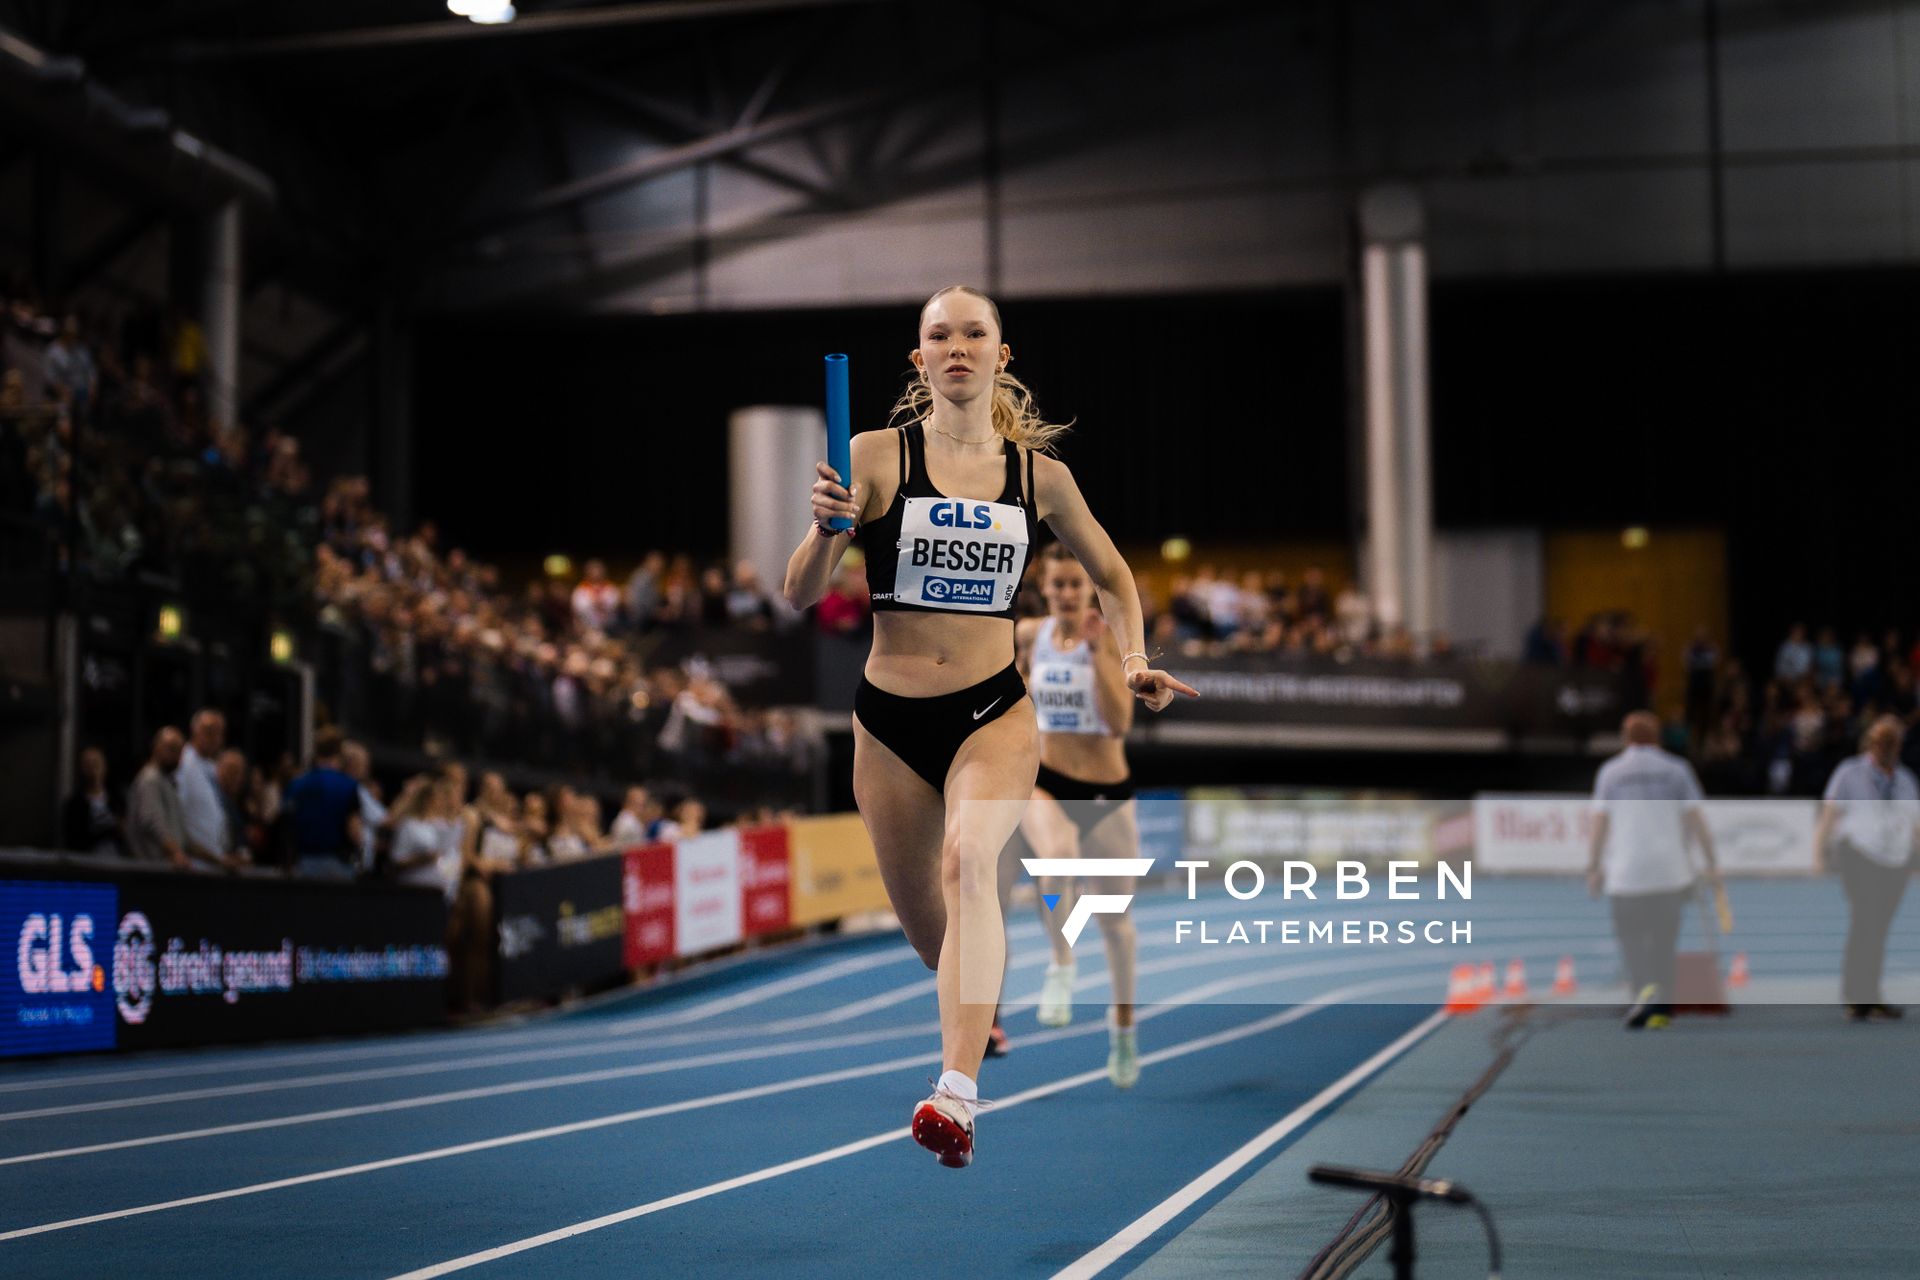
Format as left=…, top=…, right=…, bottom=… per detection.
left=729, top=406, right=826, bottom=619
left=202, top=200, right=243, bottom=428
left=1357, top=186, right=1434, bottom=638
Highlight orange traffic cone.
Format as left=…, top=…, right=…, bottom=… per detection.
left=1502, top=958, right=1529, bottom=999
left=1728, top=952, right=1750, bottom=988
left=1552, top=955, right=1578, bottom=996
left=1444, top=963, right=1480, bottom=1014
left=1477, top=961, right=1496, bottom=1003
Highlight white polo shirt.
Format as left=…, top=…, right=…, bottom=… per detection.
left=176, top=744, right=228, bottom=859
left=1592, top=745, right=1706, bottom=896
left=1823, top=755, right=1920, bottom=869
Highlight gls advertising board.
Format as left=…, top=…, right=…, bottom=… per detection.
left=2, top=866, right=449, bottom=1058
left=2, top=882, right=118, bottom=1056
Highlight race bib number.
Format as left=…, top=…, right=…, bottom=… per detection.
left=894, top=497, right=1028, bottom=613
left=1032, top=660, right=1103, bottom=734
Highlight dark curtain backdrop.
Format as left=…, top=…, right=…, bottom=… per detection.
left=416, top=270, right=1920, bottom=666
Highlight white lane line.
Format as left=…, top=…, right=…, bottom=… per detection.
left=383, top=975, right=1433, bottom=1280
left=1, top=930, right=1611, bottom=1126
left=1052, top=1007, right=1451, bottom=1280
left=0, top=965, right=931, bottom=1125
left=0, top=940, right=929, bottom=1096
left=0, top=968, right=1424, bottom=1244
left=0, top=891, right=1385, bottom=1096
left=0, top=879, right=1827, bottom=1094
left=0, top=1021, right=943, bottom=1167
left=0, top=1001, right=1130, bottom=1241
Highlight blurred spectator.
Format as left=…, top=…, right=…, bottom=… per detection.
left=1684, top=627, right=1718, bottom=742
left=42, top=316, right=96, bottom=421
left=1334, top=583, right=1371, bottom=646
left=816, top=558, right=871, bottom=634
left=472, top=772, right=525, bottom=869
left=699, top=564, right=731, bottom=627
left=1848, top=632, right=1882, bottom=705
left=284, top=727, right=363, bottom=880
left=519, top=791, right=552, bottom=864
left=1295, top=567, right=1331, bottom=623
left=610, top=785, right=650, bottom=844
left=626, top=550, right=665, bottom=630
left=388, top=772, right=461, bottom=902
left=1813, top=627, right=1844, bottom=690
left=726, top=559, right=774, bottom=629
left=63, top=745, right=124, bottom=856
left=1775, top=623, right=1813, bottom=682
left=126, top=727, right=189, bottom=869
left=341, top=740, right=391, bottom=874
left=177, top=708, right=233, bottom=872
left=215, top=749, right=251, bottom=863
left=661, top=796, right=706, bottom=839
left=571, top=559, right=620, bottom=633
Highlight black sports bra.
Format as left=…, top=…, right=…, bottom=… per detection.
left=857, top=422, right=1036, bottom=621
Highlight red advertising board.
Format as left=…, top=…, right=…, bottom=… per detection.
left=738, top=826, right=792, bottom=938
left=622, top=843, right=675, bottom=967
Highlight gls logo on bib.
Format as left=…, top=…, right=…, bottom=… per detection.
left=894, top=496, right=1028, bottom=614
left=928, top=501, right=994, bottom=529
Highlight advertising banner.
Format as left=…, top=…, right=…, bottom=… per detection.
left=493, top=854, right=627, bottom=1004
left=2, top=881, right=118, bottom=1057
left=673, top=830, right=744, bottom=956
left=1, top=862, right=448, bottom=1057
left=1180, top=790, right=1450, bottom=866
left=623, top=843, right=676, bottom=968
left=786, top=813, right=887, bottom=927
left=1471, top=795, right=1820, bottom=875
left=739, top=826, right=792, bottom=938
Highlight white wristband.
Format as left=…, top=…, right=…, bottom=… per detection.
left=1121, top=651, right=1150, bottom=671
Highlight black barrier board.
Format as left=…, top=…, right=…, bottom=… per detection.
left=0, top=857, right=448, bottom=1054
left=493, top=855, right=627, bottom=1004
left=1157, top=657, right=1626, bottom=735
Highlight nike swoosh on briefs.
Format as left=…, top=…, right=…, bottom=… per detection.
left=972, top=698, right=1002, bottom=721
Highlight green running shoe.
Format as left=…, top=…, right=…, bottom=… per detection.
left=1108, top=1023, right=1140, bottom=1089
left=1038, top=962, right=1076, bottom=1028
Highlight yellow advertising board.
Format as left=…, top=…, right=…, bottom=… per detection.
left=787, top=813, right=888, bottom=927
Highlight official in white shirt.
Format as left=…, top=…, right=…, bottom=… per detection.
left=1813, top=716, right=1920, bottom=1021
left=176, top=709, right=235, bottom=871
left=1587, top=711, right=1721, bottom=1029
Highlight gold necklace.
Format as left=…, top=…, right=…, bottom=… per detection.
left=926, top=421, right=998, bottom=447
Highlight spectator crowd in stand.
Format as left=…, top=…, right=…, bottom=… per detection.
left=2, top=280, right=818, bottom=810
left=1522, top=612, right=1920, bottom=797
left=1123, top=564, right=1451, bottom=663
left=65, top=707, right=778, bottom=875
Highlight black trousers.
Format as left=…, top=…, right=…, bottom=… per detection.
left=1836, top=843, right=1911, bottom=1006
left=1610, top=887, right=1691, bottom=1016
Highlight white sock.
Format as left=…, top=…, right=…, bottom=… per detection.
left=1108, top=1012, right=1134, bottom=1037
left=937, top=1069, right=979, bottom=1115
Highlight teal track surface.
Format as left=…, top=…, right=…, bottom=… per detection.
left=0, top=878, right=1909, bottom=1278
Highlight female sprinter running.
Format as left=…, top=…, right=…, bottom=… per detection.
left=785, top=285, right=1194, bottom=1168
left=1017, top=542, right=1142, bottom=1088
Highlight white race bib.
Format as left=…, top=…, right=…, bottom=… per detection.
left=1032, top=660, right=1103, bottom=734
left=893, top=497, right=1028, bottom=613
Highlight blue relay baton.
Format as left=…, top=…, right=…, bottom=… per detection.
left=824, top=353, right=852, bottom=531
